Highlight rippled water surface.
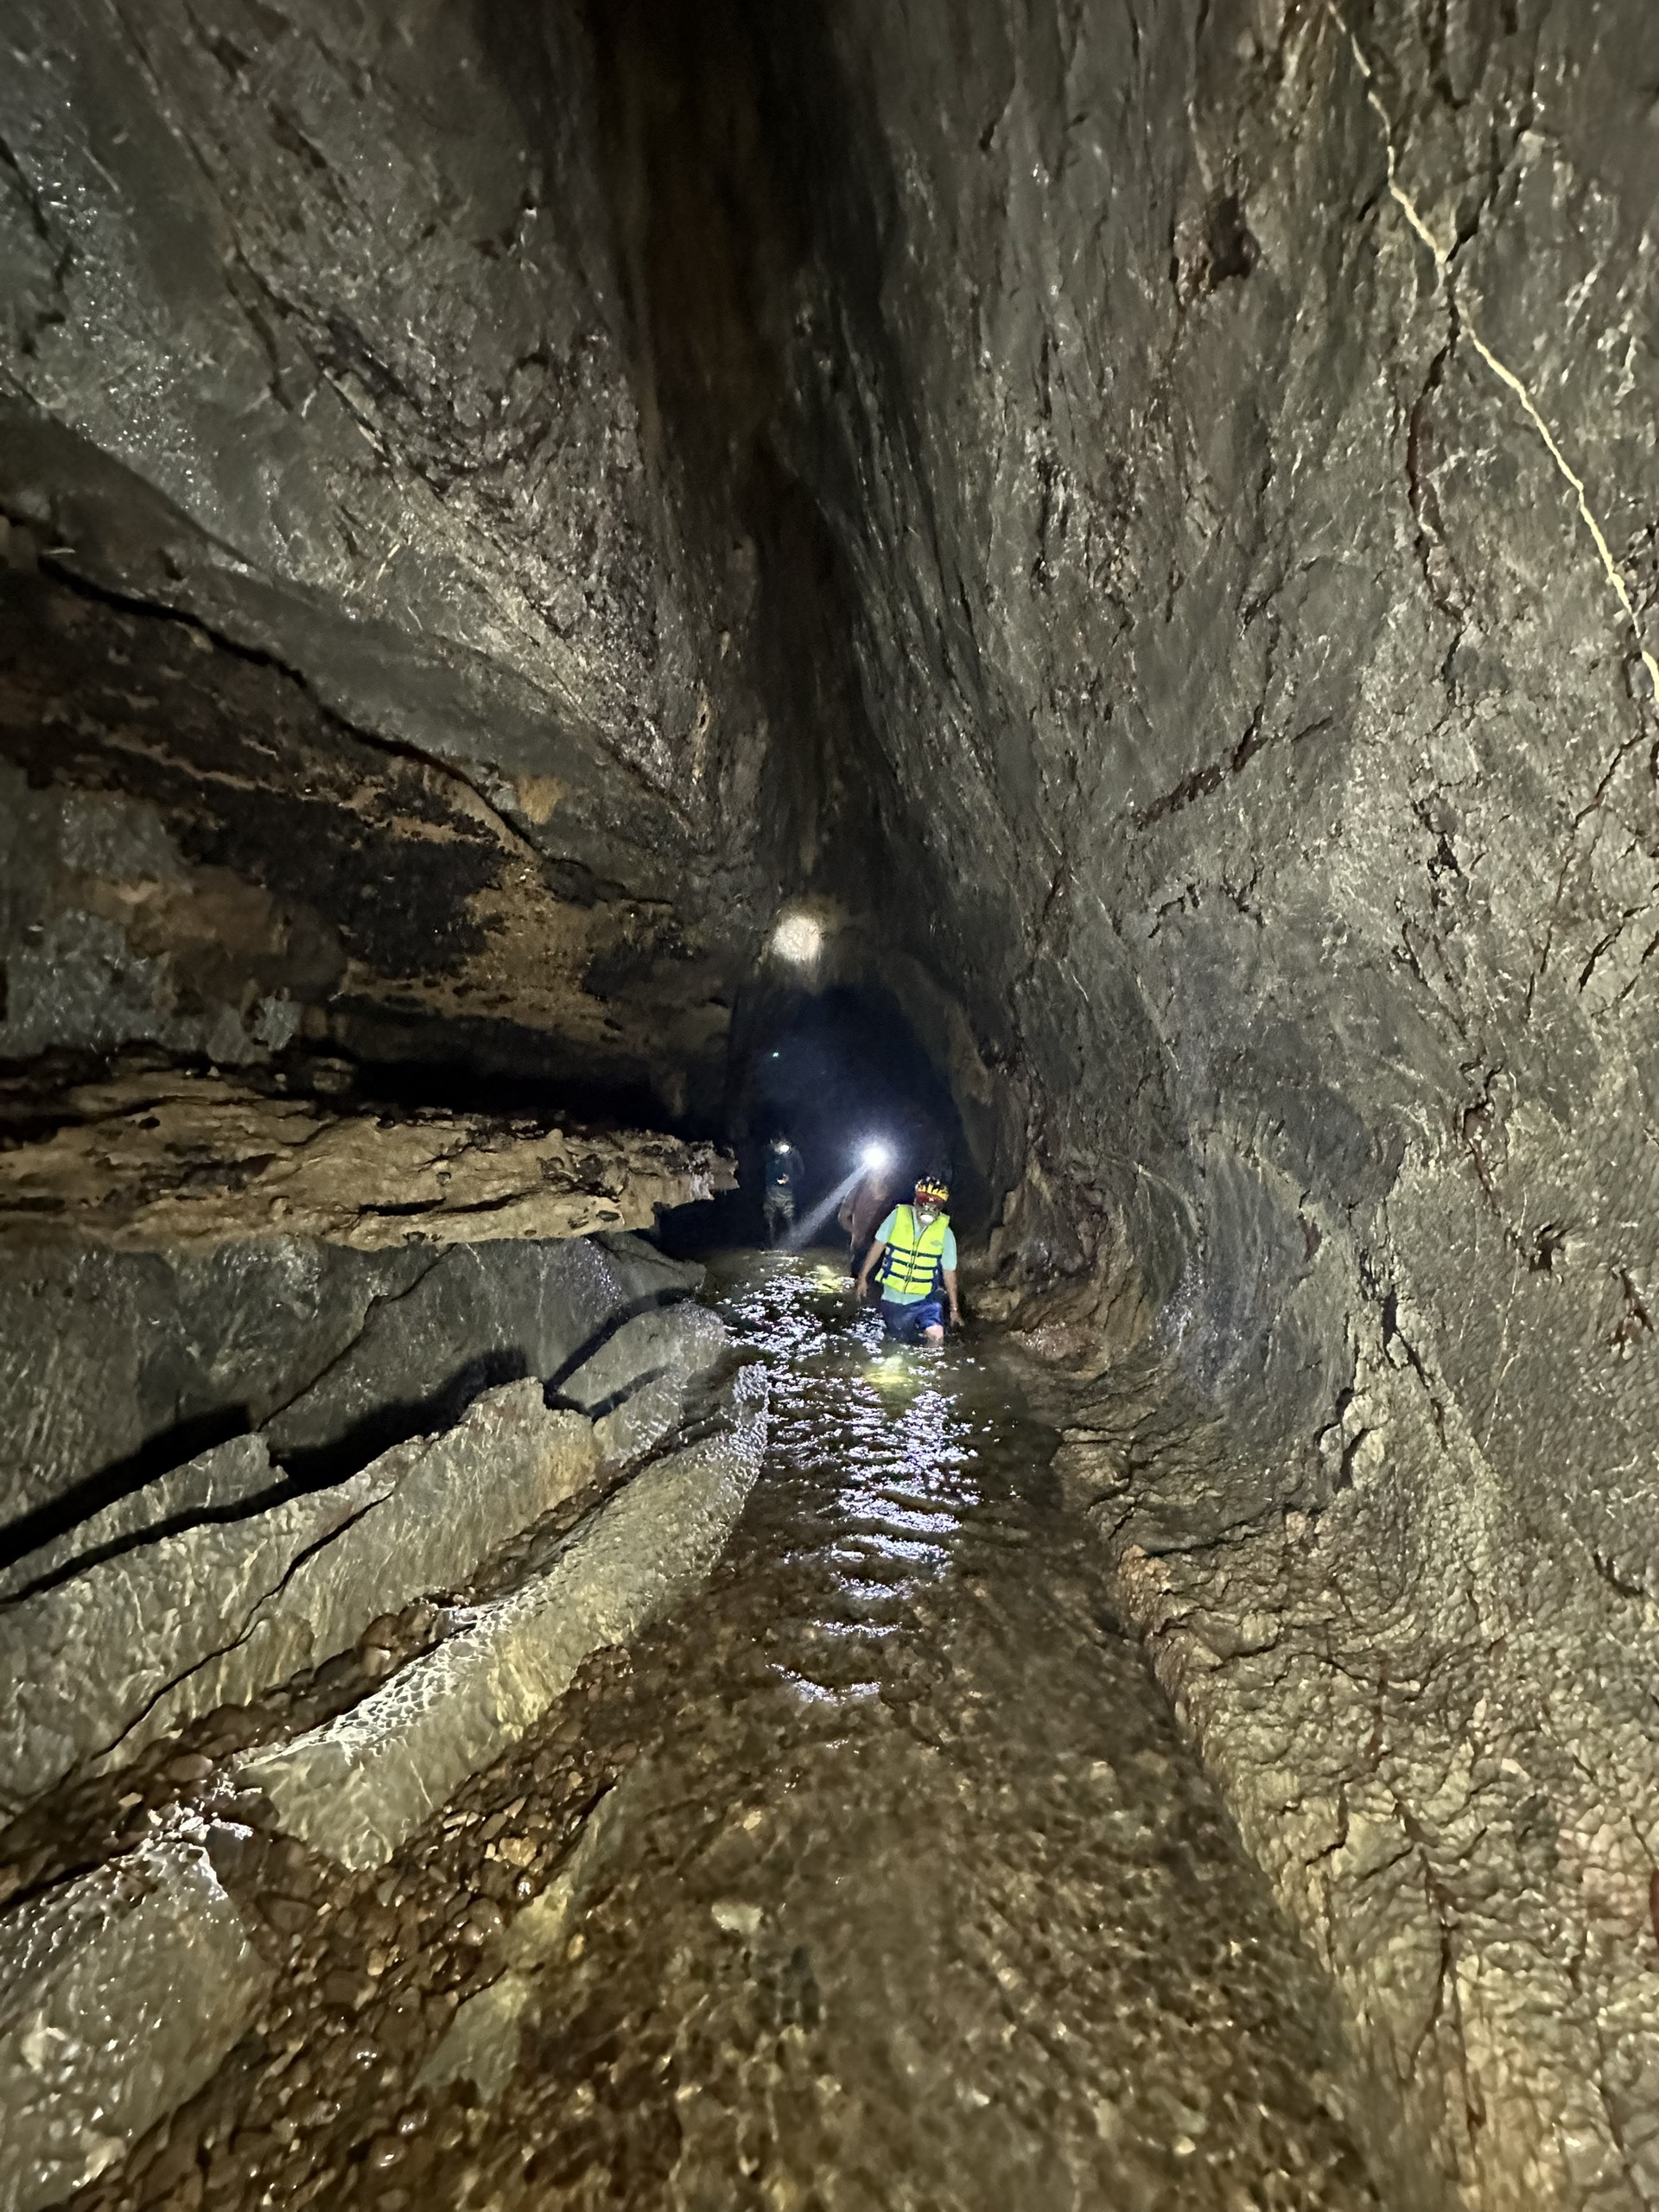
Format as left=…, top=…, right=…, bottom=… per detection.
left=479, top=1254, right=1389, bottom=2210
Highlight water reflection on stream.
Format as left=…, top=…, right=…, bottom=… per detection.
left=491, top=1253, right=1387, bottom=2209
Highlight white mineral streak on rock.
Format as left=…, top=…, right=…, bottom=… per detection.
left=1325, top=0, right=1659, bottom=699
left=0, top=1824, right=270, bottom=2212
left=0, top=1382, right=597, bottom=1813
left=238, top=1368, right=767, bottom=1870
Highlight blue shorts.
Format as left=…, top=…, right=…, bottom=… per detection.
left=880, top=1297, right=946, bottom=1342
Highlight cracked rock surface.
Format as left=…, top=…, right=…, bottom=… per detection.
left=0, top=1228, right=700, bottom=1535
left=238, top=1365, right=768, bottom=1871
left=0, top=1824, right=271, bottom=2212
left=0, top=1287, right=759, bottom=2208
left=0, top=1068, right=731, bottom=1251
left=0, top=1382, right=599, bottom=1815
left=729, top=6, right=1659, bottom=2202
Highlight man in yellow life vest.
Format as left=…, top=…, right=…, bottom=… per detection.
left=855, top=1176, right=962, bottom=1344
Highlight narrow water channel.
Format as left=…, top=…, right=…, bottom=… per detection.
left=474, top=1252, right=1389, bottom=2210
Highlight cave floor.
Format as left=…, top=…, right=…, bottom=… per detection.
left=465, top=1252, right=1387, bottom=2210
left=73, top=1253, right=1395, bottom=2212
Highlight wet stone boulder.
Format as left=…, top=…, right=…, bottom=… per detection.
left=0, top=1382, right=597, bottom=1816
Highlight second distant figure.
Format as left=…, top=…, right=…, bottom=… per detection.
left=763, top=1133, right=805, bottom=1246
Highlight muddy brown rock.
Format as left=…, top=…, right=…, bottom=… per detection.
left=0, top=1069, right=731, bottom=1252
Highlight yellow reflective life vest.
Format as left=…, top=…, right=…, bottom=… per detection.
left=880, top=1205, right=950, bottom=1300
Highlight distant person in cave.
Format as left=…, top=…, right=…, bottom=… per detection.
left=856, top=1175, right=961, bottom=1344
left=839, top=1159, right=899, bottom=1278
left=762, top=1132, right=805, bottom=1246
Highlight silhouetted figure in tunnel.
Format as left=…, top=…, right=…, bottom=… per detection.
left=762, top=1133, right=804, bottom=1245
left=839, top=1161, right=899, bottom=1278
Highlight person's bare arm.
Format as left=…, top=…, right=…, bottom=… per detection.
left=856, top=1239, right=887, bottom=1298
left=943, top=1266, right=962, bottom=1327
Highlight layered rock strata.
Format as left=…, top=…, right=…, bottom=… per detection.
left=0, top=0, right=791, bottom=1107
left=238, top=1365, right=768, bottom=1868
left=0, top=1069, right=731, bottom=1251
left=0, top=1382, right=597, bottom=1813
left=0, top=1319, right=761, bottom=2212
left=558, top=1302, right=734, bottom=1464
left=0, top=1824, right=271, bottom=2212
left=1, top=1228, right=703, bottom=1535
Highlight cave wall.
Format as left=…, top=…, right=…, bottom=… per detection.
left=6, top=0, right=1659, bottom=2198
left=749, top=2, right=1659, bottom=2200
left=762, top=0, right=1659, bottom=1522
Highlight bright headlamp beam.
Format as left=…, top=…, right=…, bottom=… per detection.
left=861, top=1142, right=893, bottom=1173
left=770, top=912, right=822, bottom=964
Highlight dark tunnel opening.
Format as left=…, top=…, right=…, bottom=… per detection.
left=655, top=975, right=978, bottom=1257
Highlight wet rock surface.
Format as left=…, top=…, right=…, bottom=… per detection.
left=53, top=1646, right=641, bottom=2212
left=46, top=1255, right=1411, bottom=2212
left=1060, top=1342, right=1659, bottom=2212
left=0, top=1382, right=600, bottom=1814
left=0, top=1069, right=732, bottom=1251
left=0, top=1825, right=271, bottom=2212
left=557, top=1301, right=732, bottom=1465
left=0, top=1303, right=763, bottom=2209
left=4, top=0, right=1658, bottom=2201
left=0, top=1230, right=700, bottom=1537
left=724, top=6, right=1659, bottom=2194
left=238, top=1368, right=767, bottom=1870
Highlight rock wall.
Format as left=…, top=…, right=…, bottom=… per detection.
left=747, top=3, right=1659, bottom=2204
left=0, top=0, right=839, bottom=1115
left=0, top=1227, right=699, bottom=1541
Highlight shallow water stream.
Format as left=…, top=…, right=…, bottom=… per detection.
left=472, top=1252, right=1389, bottom=2210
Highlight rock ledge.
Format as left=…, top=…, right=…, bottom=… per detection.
left=0, top=1071, right=734, bottom=1250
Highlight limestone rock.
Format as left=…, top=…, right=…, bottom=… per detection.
left=417, top=1767, right=645, bottom=2105
left=0, top=1382, right=596, bottom=1814
left=0, top=1459, right=396, bottom=1817
left=0, top=1822, right=270, bottom=2212
left=0, top=1230, right=698, bottom=1544
left=559, top=1303, right=732, bottom=1465
left=263, top=1232, right=702, bottom=1465
left=0, top=1433, right=273, bottom=1604
left=0, top=1069, right=733, bottom=1252
left=238, top=1368, right=767, bottom=1868
left=0, top=1238, right=431, bottom=1542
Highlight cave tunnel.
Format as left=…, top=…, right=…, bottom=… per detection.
left=657, top=969, right=979, bottom=1255
left=2, top=2, right=1658, bottom=2207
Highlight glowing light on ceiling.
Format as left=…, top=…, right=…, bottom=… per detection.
left=770, top=912, right=823, bottom=964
